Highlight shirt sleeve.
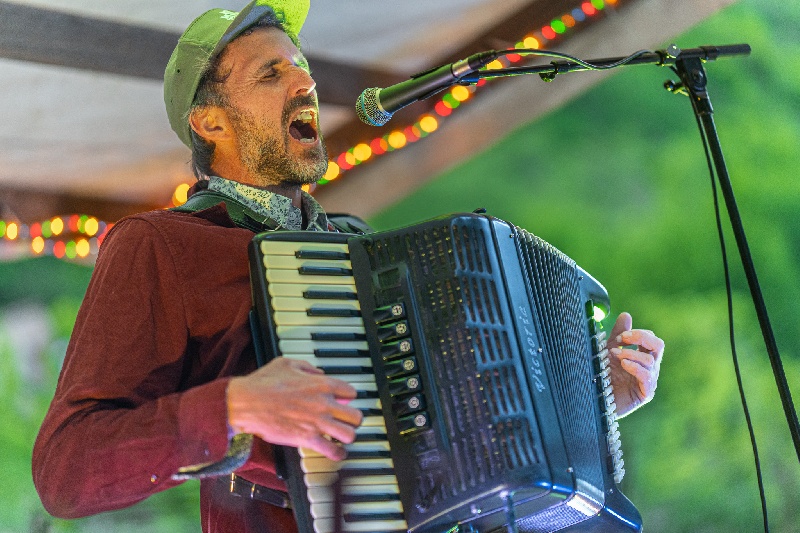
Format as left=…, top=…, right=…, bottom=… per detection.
left=32, top=217, right=234, bottom=518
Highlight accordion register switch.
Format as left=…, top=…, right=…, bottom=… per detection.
left=374, top=301, right=430, bottom=436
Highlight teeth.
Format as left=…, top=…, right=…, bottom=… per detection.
left=297, top=109, right=314, bottom=123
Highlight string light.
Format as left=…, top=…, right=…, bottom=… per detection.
left=451, top=85, right=471, bottom=102
left=352, top=143, right=372, bottom=163
left=370, top=137, right=388, bottom=155
left=312, top=0, right=615, bottom=186
left=84, top=217, right=99, bottom=237
left=32, top=236, right=45, bottom=255
left=0, top=214, right=111, bottom=261
left=322, top=161, right=341, bottom=182
left=418, top=115, right=439, bottom=133
left=172, top=183, right=191, bottom=206
left=51, top=217, right=64, bottom=236
left=3, top=0, right=617, bottom=262
left=523, top=36, right=541, bottom=49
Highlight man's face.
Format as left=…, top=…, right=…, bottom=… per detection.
left=216, top=27, right=327, bottom=187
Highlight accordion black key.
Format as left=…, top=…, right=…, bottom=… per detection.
left=248, top=213, right=642, bottom=533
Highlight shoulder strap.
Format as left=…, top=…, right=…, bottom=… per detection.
left=170, top=190, right=280, bottom=233
left=173, top=189, right=373, bottom=235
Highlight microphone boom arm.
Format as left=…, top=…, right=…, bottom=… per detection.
left=458, top=44, right=752, bottom=83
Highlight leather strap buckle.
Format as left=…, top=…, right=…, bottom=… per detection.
left=228, top=474, right=292, bottom=509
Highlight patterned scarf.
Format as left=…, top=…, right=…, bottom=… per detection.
left=208, top=176, right=329, bottom=231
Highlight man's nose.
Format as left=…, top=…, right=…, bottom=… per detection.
left=293, top=68, right=316, bottom=96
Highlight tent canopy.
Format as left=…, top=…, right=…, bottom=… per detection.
left=0, top=0, right=734, bottom=223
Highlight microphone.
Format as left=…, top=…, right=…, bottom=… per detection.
left=355, top=50, right=498, bottom=126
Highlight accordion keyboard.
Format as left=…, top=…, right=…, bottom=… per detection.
left=258, top=239, right=408, bottom=533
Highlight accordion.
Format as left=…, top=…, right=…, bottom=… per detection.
left=248, top=213, right=642, bottom=533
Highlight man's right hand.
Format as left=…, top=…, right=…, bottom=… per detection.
left=226, top=357, right=362, bottom=461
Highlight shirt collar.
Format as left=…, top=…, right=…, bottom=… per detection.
left=207, top=176, right=329, bottom=231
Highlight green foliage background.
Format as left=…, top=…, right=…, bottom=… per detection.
left=1, top=0, right=797, bottom=531
left=369, top=0, right=800, bottom=531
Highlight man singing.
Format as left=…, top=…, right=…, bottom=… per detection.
left=33, top=1, right=664, bottom=531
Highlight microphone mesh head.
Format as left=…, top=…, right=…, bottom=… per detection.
left=356, top=88, right=392, bottom=126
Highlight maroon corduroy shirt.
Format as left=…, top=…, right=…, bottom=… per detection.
left=33, top=203, right=298, bottom=532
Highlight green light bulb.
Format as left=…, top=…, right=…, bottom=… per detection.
left=593, top=305, right=607, bottom=322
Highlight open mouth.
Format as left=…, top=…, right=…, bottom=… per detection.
left=288, top=108, right=319, bottom=144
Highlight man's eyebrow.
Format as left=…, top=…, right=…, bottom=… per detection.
left=253, top=58, right=282, bottom=77
left=252, top=55, right=311, bottom=76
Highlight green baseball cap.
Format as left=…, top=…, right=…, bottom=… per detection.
left=164, top=0, right=310, bottom=147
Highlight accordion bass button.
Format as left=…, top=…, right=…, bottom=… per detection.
left=380, top=339, right=414, bottom=360
left=392, top=393, right=426, bottom=416
left=396, top=411, right=430, bottom=434
left=373, top=302, right=407, bottom=324
left=387, top=374, right=422, bottom=397
left=376, top=321, right=410, bottom=343
left=384, top=357, right=418, bottom=379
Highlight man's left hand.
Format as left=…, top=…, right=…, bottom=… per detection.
left=607, top=312, right=664, bottom=417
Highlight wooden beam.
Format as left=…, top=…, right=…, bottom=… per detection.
left=0, top=1, right=403, bottom=106
left=0, top=1, right=176, bottom=80
left=0, top=187, right=161, bottom=225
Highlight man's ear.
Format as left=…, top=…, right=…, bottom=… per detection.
left=189, top=106, right=231, bottom=143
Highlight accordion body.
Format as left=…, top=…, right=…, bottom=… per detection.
left=249, top=213, right=642, bottom=533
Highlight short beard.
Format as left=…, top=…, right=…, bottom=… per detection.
left=228, top=100, right=328, bottom=187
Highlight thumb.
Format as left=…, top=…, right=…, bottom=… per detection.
left=608, top=312, right=632, bottom=342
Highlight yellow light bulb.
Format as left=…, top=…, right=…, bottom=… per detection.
left=388, top=131, right=407, bottom=149
left=451, top=85, right=470, bottom=102
left=32, top=236, right=45, bottom=254
left=6, top=222, right=18, bottom=240
left=84, top=218, right=99, bottom=237
left=51, top=217, right=64, bottom=236
left=76, top=238, right=91, bottom=258
left=523, top=36, right=540, bottom=49
left=323, top=162, right=341, bottom=182
left=353, top=143, right=372, bottom=162
left=419, top=115, right=438, bottom=133
left=173, top=183, right=191, bottom=206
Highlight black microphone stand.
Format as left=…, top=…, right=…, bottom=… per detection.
left=463, top=44, right=800, bottom=463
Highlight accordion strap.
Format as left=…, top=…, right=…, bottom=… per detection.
left=171, top=189, right=371, bottom=234
left=170, top=189, right=280, bottom=233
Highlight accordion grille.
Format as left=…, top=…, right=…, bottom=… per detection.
left=365, top=220, right=541, bottom=499
left=514, top=227, right=603, bottom=489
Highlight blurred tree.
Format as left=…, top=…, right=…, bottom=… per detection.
left=0, top=260, right=201, bottom=531
left=370, top=0, right=800, bottom=531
